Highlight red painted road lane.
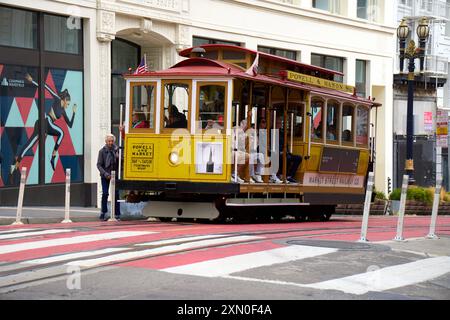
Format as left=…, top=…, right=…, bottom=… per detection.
left=0, top=216, right=449, bottom=264
left=118, top=241, right=283, bottom=270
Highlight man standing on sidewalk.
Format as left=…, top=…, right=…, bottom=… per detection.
left=97, top=134, right=121, bottom=221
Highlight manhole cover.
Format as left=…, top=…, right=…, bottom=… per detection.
left=285, top=239, right=390, bottom=252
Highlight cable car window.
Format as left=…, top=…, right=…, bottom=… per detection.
left=356, top=106, right=369, bottom=145
left=326, top=101, right=339, bottom=143
left=130, top=83, right=155, bottom=131
left=197, top=83, right=226, bottom=132
left=163, top=81, right=190, bottom=130
left=342, top=104, right=354, bottom=143
left=311, top=100, right=324, bottom=141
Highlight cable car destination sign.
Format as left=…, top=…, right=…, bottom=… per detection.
left=285, top=70, right=355, bottom=94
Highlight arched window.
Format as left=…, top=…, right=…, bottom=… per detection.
left=326, top=100, right=339, bottom=143
left=356, top=105, right=369, bottom=146
left=311, top=98, right=325, bottom=141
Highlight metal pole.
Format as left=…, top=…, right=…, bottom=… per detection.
left=61, top=169, right=72, bottom=223
left=12, top=167, right=27, bottom=225
left=272, top=110, right=276, bottom=153
left=118, top=103, right=124, bottom=180
left=359, top=172, right=375, bottom=242
left=290, top=112, right=294, bottom=154
left=427, top=175, right=442, bottom=239
left=394, top=174, right=409, bottom=241
left=108, top=171, right=117, bottom=222
left=234, top=104, right=239, bottom=183
left=405, top=58, right=415, bottom=185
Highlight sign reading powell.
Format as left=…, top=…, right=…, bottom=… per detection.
left=285, top=71, right=355, bottom=94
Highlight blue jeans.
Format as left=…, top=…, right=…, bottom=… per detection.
left=101, top=176, right=120, bottom=217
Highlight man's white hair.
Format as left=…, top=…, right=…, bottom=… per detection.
left=105, top=133, right=116, bottom=142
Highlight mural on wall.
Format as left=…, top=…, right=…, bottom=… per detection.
left=0, top=65, right=83, bottom=187
left=43, top=68, right=83, bottom=183
left=0, top=64, right=40, bottom=187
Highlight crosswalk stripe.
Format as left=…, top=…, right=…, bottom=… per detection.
left=0, top=229, right=33, bottom=235
left=0, top=229, right=75, bottom=240
left=0, top=231, right=154, bottom=255
left=161, top=245, right=338, bottom=277
left=23, top=248, right=128, bottom=265
left=135, top=234, right=231, bottom=246
left=68, top=236, right=263, bottom=268
left=301, top=256, right=450, bottom=295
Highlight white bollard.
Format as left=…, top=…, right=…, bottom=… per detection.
left=394, top=174, right=409, bottom=241
left=358, top=172, right=375, bottom=242
left=426, top=176, right=442, bottom=240
left=61, top=169, right=72, bottom=223
left=12, top=167, right=27, bottom=225
left=108, top=171, right=117, bottom=222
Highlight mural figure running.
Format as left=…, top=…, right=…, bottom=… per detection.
left=11, top=73, right=77, bottom=173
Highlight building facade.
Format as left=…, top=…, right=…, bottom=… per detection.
left=393, top=0, right=450, bottom=191
left=0, top=0, right=396, bottom=206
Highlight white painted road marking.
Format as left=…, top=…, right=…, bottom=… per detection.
left=162, top=245, right=338, bottom=277
left=0, top=231, right=155, bottom=255
left=68, top=236, right=263, bottom=268
left=0, top=229, right=34, bottom=235
left=23, top=248, right=128, bottom=265
left=135, top=234, right=232, bottom=246
left=302, top=256, right=450, bottom=295
left=0, top=229, right=75, bottom=240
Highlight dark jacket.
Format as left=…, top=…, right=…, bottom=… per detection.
left=97, top=145, right=119, bottom=178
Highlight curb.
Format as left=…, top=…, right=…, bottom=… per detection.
left=0, top=215, right=147, bottom=225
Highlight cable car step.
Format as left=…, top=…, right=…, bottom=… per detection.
left=225, top=199, right=310, bottom=207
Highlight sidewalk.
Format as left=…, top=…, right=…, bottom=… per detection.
left=0, top=206, right=101, bottom=225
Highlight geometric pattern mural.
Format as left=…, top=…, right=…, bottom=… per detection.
left=44, top=68, right=83, bottom=184
left=0, top=64, right=83, bottom=187
left=0, top=64, right=39, bottom=187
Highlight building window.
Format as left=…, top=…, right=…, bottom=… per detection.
left=356, top=59, right=367, bottom=98
left=111, top=38, right=140, bottom=140
left=311, top=53, right=344, bottom=83
left=357, top=0, right=379, bottom=21
left=0, top=6, right=37, bottom=49
left=312, top=0, right=340, bottom=14
left=258, top=46, right=297, bottom=61
left=44, top=14, right=82, bottom=54
left=193, top=36, right=240, bottom=47
left=0, top=7, right=84, bottom=188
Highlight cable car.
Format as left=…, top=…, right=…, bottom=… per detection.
left=117, top=45, right=380, bottom=222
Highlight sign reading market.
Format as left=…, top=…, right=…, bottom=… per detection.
left=285, top=70, right=355, bottom=94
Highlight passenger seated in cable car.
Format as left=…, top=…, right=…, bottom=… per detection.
left=342, top=129, right=352, bottom=142
left=276, top=116, right=302, bottom=184
left=204, top=116, right=224, bottom=130
left=327, top=125, right=337, bottom=141
left=165, top=105, right=187, bottom=128
left=132, top=112, right=150, bottom=129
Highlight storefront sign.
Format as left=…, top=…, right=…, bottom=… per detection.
left=437, top=110, right=448, bottom=148
left=285, top=70, right=355, bottom=94
left=303, top=173, right=365, bottom=188
left=424, top=111, right=433, bottom=134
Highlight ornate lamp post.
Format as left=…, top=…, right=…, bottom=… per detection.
left=397, top=18, right=430, bottom=185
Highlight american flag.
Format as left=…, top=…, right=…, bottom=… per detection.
left=134, top=56, right=148, bottom=74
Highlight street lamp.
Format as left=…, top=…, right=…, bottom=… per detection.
left=397, top=17, right=430, bottom=185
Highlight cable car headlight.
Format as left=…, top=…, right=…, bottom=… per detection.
left=169, top=152, right=180, bottom=165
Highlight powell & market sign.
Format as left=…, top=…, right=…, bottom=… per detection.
left=285, top=70, right=355, bottom=94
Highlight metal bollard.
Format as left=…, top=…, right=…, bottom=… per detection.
left=108, top=171, right=117, bottom=222
left=426, top=176, right=442, bottom=240
left=12, top=167, right=27, bottom=225
left=61, top=169, right=72, bottom=223
left=394, top=175, right=409, bottom=241
left=358, top=172, right=375, bottom=242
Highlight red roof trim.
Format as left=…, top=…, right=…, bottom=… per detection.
left=179, top=44, right=344, bottom=76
